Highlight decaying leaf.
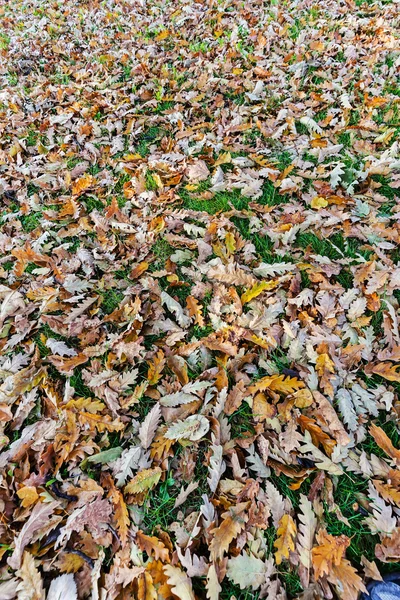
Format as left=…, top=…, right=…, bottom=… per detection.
left=274, top=514, right=297, bottom=565
left=2, top=1, right=400, bottom=598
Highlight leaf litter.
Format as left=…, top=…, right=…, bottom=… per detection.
left=0, top=0, right=400, bottom=598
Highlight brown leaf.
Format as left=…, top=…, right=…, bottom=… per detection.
left=209, top=502, right=249, bottom=561
left=136, top=531, right=170, bottom=562
left=370, top=424, right=400, bottom=466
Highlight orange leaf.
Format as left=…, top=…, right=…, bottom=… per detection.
left=366, top=362, right=400, bottom=383
left=370, top=424, right=400, bottom=466
left=312, top=529, right=349, bottom=580
left=136, top=531, right=170, bottom=562
left=17, top=486, right=39, bottom=508
left=186, top=296, right=204, bottom=327
left=327, top=558, right=366, bottom=600
left=147, top=349, right=166, bottom=386
left=72, top=173, right=93, bottom=195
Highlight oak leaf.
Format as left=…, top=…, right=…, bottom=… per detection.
left=209, top=502, right=249, bottom=561
left=274, top=514, right=297, bottom=565
left=249, top=374, right=304, bottom=395
left=16, top=552, right=44, bottom=600
left=136, top=531, right=170, bottom=562
left=311, top=530, right=349, bottom=580
left=227, top=552, right=268, bottom=590
left=125, top=467, right=162, bottom=495
left=365, top=362, right=400, bottom=383
left=163, top=565, right=195, bottom=600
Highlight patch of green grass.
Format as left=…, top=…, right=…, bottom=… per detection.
left=336, top=269, right=354, bottom=289
left=325, top=472, right=377, bottom=566
left=297, top=232, right=340, bottom=259
left=348, top=109, right=361, bottom=126
left=219, top=583, right=260, bottom=600
left=25, top=263, right=38, bottom=274
left=0, top=33, right=10, bottom=50
left=34, top=333, right=51, bottom=358
left=228, top=401, right=255, bottom=439
left=69, top=368, right=93, bottom=398
left=337, top=131, right=352, bottom=147
left=154, top=100, right=175, bottom=114
left=2, top=260, right=14, bottom=272
left=66, top=157, right=82, bottom=170
left=99, top=289, right=124, bottom=314
left=181, top=186, right=252, bottom=215
left=296, top=232, right=371, bottom=261
left=288, top=18, right=301, bottom=41
left=26, top=128, right=38, bottom=147
left=82, top=195, right=104, bottom=212
left=274, top=150, right=294, bottom=170
left=192, top=324, right=214, bottom=339
left=135, top=127, right=164, bottom=157
left=372, top=175, right=399, bottom=201
left=27, top=183, right=40, bottom=197
left=149, top=239, right=173, bottom=271
left=141, top=475, right=178, bottom=532
left=145, top=171, right=158, bottom=191
left=295, top=120, right=309, bottom=135
left=20, top=212, right=42, bottom=232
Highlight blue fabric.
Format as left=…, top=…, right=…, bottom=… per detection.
left=361, top=575, right=400, bottom=600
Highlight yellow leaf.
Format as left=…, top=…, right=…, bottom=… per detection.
left=152, top=173, right=163, bottom=188
left=311, top=196, right=328, bottom=210
left=155, top=30, right=170, bottom=41
left=122, top=153, right=143, bottom=161
left=316, top=353, right=335, bottom=375
left=17, top=486, right=39, bottom=508
left=249, top=374, right=304, bottom=395
left=125, top=467, right=162, bottom=495
left=57, top=552, right=85, bottom=573
left=241, top=280, right=278, bottom=304
left=215, top=151, right=232, bottom=166
left=79, top=412, right=124, bottom=433
left=274, top=514, right=297, bottom=565
left=253, top=392, right=276, bottom=422
left=292, top=388, right=313, bottom=408
left=225, top=232, right=236, bottom=255
left=138, top=571, right=158, bottom=600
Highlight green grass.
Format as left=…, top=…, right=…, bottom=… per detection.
left=99, top=289, right=124, bottom=314
left=228, top=402, right=256, bottom=439
left=20, top=212, right=42, bottom=232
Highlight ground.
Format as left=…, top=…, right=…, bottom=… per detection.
left=0, top=0, right=400, bottom=598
